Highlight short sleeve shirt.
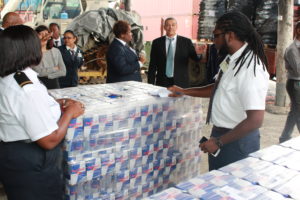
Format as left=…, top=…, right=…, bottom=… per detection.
left=0, top=68, right=61, bottom=142
left=211, top=43, right=269, bottom=129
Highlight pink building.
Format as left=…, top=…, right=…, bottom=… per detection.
left=131, top=0, right=200, bottom=41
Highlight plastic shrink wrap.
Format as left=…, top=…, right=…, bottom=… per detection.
left=49, top=81, right=203, bottom=200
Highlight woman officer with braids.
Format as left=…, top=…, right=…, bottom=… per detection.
left=169, top=11, right=270, bottom=170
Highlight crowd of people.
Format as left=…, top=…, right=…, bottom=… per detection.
left=0, top=12, right=84, bottom=89
left=0, top=9, right=299, bottom=200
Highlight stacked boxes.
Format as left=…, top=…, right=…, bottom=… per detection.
left=149, top=136, right=300, bottom=199
left=49, top=81, right=203, bottom=200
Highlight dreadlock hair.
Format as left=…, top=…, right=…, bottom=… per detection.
left=216, top=11, right=268, bottom=76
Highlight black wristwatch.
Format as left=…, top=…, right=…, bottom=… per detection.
left=214, top=137, right=224, bottom=149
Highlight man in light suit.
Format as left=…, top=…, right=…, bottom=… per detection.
left=148, top=17, right=205, bottom=88
left=106, top=20, right=146, bottom=83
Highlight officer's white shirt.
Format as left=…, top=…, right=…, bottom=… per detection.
left=0, top=68, right=61, bottom=142
left=211, top=43, right=269, bottom=129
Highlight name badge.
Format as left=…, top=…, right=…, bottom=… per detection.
left=220, top=58, right=229, bottom=73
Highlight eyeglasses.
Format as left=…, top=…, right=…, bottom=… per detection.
left=213, top=32, right=225, bottom=39
left=64, top=37, right=73, bottom=40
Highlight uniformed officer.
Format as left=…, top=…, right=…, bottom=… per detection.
left=0, top=25, right=85, bottom=200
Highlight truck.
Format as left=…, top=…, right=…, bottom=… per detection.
left=0, top=0, right=112, bottom=31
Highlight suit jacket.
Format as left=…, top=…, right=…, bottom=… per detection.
left=106, top=39, right=142, bottom=83
left=148, top=35, right=201, bottom=88
left=58, top=45, right=84, bottom=88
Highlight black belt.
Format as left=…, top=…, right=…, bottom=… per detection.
left=0, top=139, right=32, bottom=144
left=213, top=126, right=231, bottom=132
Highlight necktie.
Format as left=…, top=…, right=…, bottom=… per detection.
left=166, top=38, right=174, bottom=77
left=70, top=50, right=75, bottom=60
left=55, top=41, right=59, bottom=47
left=206, top=57, right=230, bottom=124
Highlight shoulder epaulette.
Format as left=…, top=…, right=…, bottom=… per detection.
left=14, top=71, right=33, bottom=88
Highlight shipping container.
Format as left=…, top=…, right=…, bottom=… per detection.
left=131, top=0, right=200, bottom=41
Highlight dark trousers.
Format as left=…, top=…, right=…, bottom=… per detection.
left=280, top=79, right=300, bottom=143
left=165, top=77, right=174, bottom=88
left=0, top=142, right=63, bottom=200
left=209, top=126, right=260, bottom=171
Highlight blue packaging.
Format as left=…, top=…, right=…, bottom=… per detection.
left=115, top=170, right=130, bottom=192
left=90, top=178, right=101, bottom=195
left=118, top=119, right=128, bottom=129
left=129, top=166, right=142, bottom=179
left=129, top=185, right=142, bottom=199
left=141, top=115, right=153, bottom=126
left=129, top=128, right=142, bottom=148
left=115, top=151, right=129, bottom=171
left=154, top=140, right=164, bottom=152
left=86, top=158, right=101, bottom=180
left=68, top=161, right=86, bottom=185
left=130, top=176, right=142, bottom=189
left=68, top=117, right=83, bottom=128
left=165, top=120, right=176, bottom=131
left=142, top=154, right=154, bottom=166
left=142, top=171, right=154, bottom=185
left=88, top=125, right=99, bottom=151
left=128, top=108, right=139, bottom=118
left=142, top=144, right=154, bottom=156
left=114, top=131, right=129, bottom=150
left=141, top=105, right=150, bottom=116
left=97, top=133, right=113, bottom=149
left=100, top=154, right=115, bottom=175
left=115, top=189, right=129, bottom=200
left=129, top=148, right=142, bottom=168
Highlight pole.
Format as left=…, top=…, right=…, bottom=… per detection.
left=275, top=0, right=293, bottom=107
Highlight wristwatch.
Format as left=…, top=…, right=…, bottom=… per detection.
left=214, top=137, right=224, bottom=149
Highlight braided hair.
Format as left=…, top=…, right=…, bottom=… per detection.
left=216, top=11, right=268, bottom=76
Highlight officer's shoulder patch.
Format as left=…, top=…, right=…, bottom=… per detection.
left=14, top=71, right=33, bottom=88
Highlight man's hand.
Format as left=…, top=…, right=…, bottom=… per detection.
left=139, top=54, right=146, bottom=64
left=168, top=85, right=184, bottom=97
left=199, top=138, right=219, bottom=154
left=195, top=43, right=207, bottom=55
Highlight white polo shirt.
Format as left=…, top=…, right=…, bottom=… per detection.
left=211, top=43, right=269, bottom=129
left=0, top=68, right=61, bottom=142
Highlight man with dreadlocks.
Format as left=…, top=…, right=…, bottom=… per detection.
left=169, top=11, right=269, bottom=170
left=279, top=22, right=300, bottom=143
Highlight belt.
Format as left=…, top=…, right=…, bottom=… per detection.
left=0, top=139, right=32, bottom=144
left=213, top=126, right=231, bottom=132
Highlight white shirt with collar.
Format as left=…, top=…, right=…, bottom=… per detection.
left=66, top=45, right=78, bottom=53
left=165, top=35, right=177, bottom=73
left=0, top=68, right=61, bottom=142
left=211, top=43, right=269, bottom=129
left=53, top=36, right=63, bottom=47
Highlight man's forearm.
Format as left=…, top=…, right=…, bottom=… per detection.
left=183, top=84, right=214, bottom=97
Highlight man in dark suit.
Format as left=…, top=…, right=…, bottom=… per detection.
left=106, top=20, right=145, bottom=83
left=49, top=23, right=64, bottom=47
left=1, top=12, right=23, bottom=31
left=148, top=17, right=205, bottom=88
